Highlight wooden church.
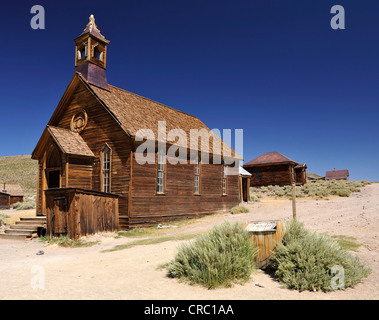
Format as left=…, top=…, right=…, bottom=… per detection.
left=31, top=15, right=241, bottom=236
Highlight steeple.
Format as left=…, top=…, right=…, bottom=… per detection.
left=74, top=15, right=110, bottom=90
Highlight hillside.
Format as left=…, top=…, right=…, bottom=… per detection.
left=0, top=155, right=38, bottom=197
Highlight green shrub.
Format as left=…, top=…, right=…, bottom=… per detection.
left=39, top=235, right=99, bottom=248
left=0, top=213, right=10, bottom=226
left=11, top=199, right=36, bottom=210
left=164, top=222, right=257, bottom=289
left=231, top=206, right=249, bottom=214
left=249, top=193, right=261, bottom=202
left=270, top=219, right=370, bottom=292
left=250, top=180, right=370, bottom=200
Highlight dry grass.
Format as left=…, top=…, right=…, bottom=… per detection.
left=0, top=155, right=38, bottom=197
left=250, top=180, right=371, bottom=201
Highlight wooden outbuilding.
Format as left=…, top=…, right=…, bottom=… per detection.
left=0, top=183, right=24, bottom=209
left=239, top=166, right=251, bottom=203
left=325, top=169, right=349, bottom=180
left=243, top=152, right=307, bottom=187
left=31, top=16, right=242, bottom=234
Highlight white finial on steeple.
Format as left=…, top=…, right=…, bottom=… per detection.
left=89, top=14, right=95, bottom=23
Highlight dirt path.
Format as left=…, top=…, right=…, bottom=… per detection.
left=0, top=184, right=378, bottom=300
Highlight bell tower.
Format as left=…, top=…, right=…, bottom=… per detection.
left=74, top=15, right=110, bottom=90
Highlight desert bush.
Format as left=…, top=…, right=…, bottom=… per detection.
left=231, top=206, right=249, bottom=214
left=11, top=199, right=36, bottom=210
left=332, top=188, right=351, bottom=197
left=0, top=213, right=10, bottom=226
left=249, top=193, right=261, bottom=202
left=164, top=222, right=257, bottom=289
left=270, top=219, right=370, bottom=292
left=250, top=180, right=370, bottom=200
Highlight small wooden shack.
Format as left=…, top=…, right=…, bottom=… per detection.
left=243, top=152, right=307, bottom=187
left=325, top=169, right=349, bottom=180
left=239, top=166, right=251, bottom=202
left=0, top=183, right=24, bottom=209
left=31, top=16, right=242, bottom=235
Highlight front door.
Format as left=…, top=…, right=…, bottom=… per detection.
left=47, top=170, right=60, bottom=189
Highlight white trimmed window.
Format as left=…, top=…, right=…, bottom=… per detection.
left=102, top=145, right=111, bottom=193
left=157, top=149, right=165, bottom=193
left=222, top=164, right=227, bottom=195
left=194, top=157, right=200, bottom=194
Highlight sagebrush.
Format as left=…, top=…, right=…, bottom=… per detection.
left=164, top=222, right=257, bottom=289
left=270, top=219, right=370, bottom=292
left=250, top=180, right=371, bottom=201
left=231, top=206, right=249, bottom=214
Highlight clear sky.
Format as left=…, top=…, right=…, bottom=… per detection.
left=0, top=0, right=378, bottom=181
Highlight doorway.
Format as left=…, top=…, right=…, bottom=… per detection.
left=47, top=170, right=60, bottom=189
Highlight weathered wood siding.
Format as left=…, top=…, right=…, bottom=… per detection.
left=38, top=81, right=132, bottom=218
left=295, top=168, right=307, bottom=185
left=9, top=196, right=23, bottom=205
left=245, top=164, right=293, bottom=187
left=45, top=188, right=119, bottom=239
left=0, top=194, right=10, bottom=209
left=129, top=152, right=240, bottom=228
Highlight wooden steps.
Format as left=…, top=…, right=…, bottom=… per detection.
left=0, top=216, right=46, bottom=240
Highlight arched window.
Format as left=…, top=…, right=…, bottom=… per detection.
left=101, top=145, right=111, bottom=193
left=77, top=45, right=87, bottom=60
left=46, top=144, right=61, bottom=189
left=93, top=46, right=103, bottom=61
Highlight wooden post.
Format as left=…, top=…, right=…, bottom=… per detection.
left=292, top=183, right=297, bottom=219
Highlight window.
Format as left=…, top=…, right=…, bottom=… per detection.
left=222, top=164, right=227, bottom=195
left=194, top=157, right=201, bottom=194
left=255, top=168, right=262, bottom=181
left=93, top=46, right=103, bottom=61
left=77, top=45, right=86, bottom=60
left=102, top=146, right=111, bottom=193
left=157, top=149, right=165, bottom=193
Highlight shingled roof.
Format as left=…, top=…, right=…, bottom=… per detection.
left=325, top=169, right=349, bottom=180
left=47, top=126, right=95, bottom=158
left=33, top=71, right=241, bottom=161
left=0, top=183, right=24, bottom=197
left=75, top=15, right=109, bottom=43
left=84, top=74, right=241, bottom=159
left=243, top=152, right=298, bottom=167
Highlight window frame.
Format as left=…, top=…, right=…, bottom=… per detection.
left=222, top=164, right=227, bottom=195
left=101, top=144, right=112, bottom=193
left=156, top=149, right=166, bottom=194
left=255, top=168, right=262, bottom=181
left=194, top=156, right=201, bottom=195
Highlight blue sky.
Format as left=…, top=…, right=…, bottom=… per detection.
left=0, top=0, right=378, bottom=180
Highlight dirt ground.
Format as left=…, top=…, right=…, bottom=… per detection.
left=0, top=184, right=378, bottom=300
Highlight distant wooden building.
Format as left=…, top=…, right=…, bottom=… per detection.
left=31, top=16, right=241, bottom=234
left=239, top=166, right=251, bottom=202
left=243, top=152, right=307, bottom=187
left=0, top=183, right=24, bottom=209
left=325, top=169, right=349, bottom=180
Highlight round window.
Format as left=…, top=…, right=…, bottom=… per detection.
left=71, top=110, right=88, bottom=133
